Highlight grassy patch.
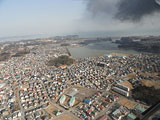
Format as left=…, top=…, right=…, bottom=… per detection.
left=47, top=55, right=74, bottom=67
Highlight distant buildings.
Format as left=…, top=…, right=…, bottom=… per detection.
left=54, top=35, right=79, bottom=40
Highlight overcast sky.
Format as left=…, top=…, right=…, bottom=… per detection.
left=0, top=0, right=160, bottom=38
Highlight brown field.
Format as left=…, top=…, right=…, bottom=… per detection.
left=74, top=99, right=80, bottom=106
left=20, top=83, right=29, bottom=90
left=110, top=53, right=128, bottom=57
left=13, top=88, right=20, bottom=111
left=141, top=79, right=160, bottom=89
left=45, top=104, right=61, bottom=117
left=74, top=86, right=96, bottom=101
left=141, top=72, right=158, bottom=78
left=64, top=86, right=97, bottom=101
left=120, top=81, right=133, bottom=89
left=118, top=98, right=137, bottom=109
left=54, top=113, right=77, bottom=120
left=126, top=73, right=137, bottom=79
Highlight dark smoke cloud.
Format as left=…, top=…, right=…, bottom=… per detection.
left=116, top=0, right=160, bottom=21
left=87, top=0, right=160, bottom=22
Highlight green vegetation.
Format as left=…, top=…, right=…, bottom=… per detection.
left=0, top=53, right=11, bottom=61
left=47, top=55, right=74, bottom=67
left=12, top=51, right=30, bottom=57
left=132, top=85, right=160, bottom=105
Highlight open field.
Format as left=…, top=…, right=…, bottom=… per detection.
left=67, top=86, right=97, bottom=101
left=54, top=113, right=77, bottom=120
left=117, top=98, right=137, bottom=109
left=20, top=82, right=29, bottom=90
left=64, top=86, right=97, bottom=100
left=121, top=81, right=133, bottom=89
left=45, top=104, right=61, bottom=118
left=141, top=79, right=160, bottom=89
left=141, top=72, right=158, bottom=78
left=126, top=73, right=137, bottom=79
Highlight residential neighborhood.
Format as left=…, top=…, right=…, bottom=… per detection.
left=0, top=38, right=160, bottom=120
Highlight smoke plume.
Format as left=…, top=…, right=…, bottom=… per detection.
left=87, top=0, right=160, bottom=22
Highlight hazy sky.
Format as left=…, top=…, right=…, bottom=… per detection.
left=0, top=0, right=160, bottom=38
left=0, top=0, right=85, bottom=37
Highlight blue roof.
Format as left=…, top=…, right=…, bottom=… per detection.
left=84, top=99, right=91, bottom=104
left=81, top=113, right=86, bottom=118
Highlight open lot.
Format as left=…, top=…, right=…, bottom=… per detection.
left=65, top=86, right=97, bottom=101
left=121, top=81, right=133, bottom=89
left=141, top=79, right=160, bottom=89
left=74, top=86, right=96, bottom=101
left=117, top=98, right=137, bottom=109
left=126, top=73, right=137, bottom=79
left=45, top=104, right=62, bottom=118
left=54, top=113, right=77, bottom=120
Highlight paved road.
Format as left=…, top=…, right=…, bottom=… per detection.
left=11, top=66, right=25, bottom=120
left=17, top=86, right=25, bottom=120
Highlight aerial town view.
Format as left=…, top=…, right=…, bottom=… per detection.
left=0, top=35, right=160, bottom=120
left=0, top=0, right=160, bottom=120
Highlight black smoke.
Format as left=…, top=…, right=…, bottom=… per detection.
left=87, top=0, right=160, bottom=22
left=116, top=0, right=160, bottom=21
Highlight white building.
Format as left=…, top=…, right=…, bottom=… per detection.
left=117, top=83, right=130, bottom=92
left=59, top=95, right=66, bottom=104
left=68, top=97, right=75, bottom=107
left=112, top=87, right=129, bottom=97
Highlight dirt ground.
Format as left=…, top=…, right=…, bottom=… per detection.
left=20, top=82, right=29, bottom=90
left=45, top=104, right=61, bottom=117
left=117, top=98, right=137, bottom=109
left=65, top=86, right=97, bottom=101
left=126, top=73, right=137, bottom=79
left=141, top=79, right=160, bottom=89
left=54, top=113, right=77, bottom=120
left=141, top=72, right=158, bottom=78
left=120, top=81, right=133, bottom=89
